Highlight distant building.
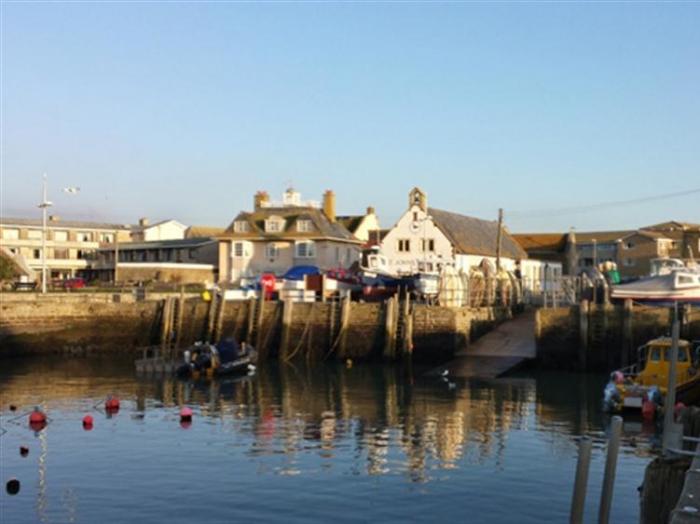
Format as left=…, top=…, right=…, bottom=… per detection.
left=130, top=218, right=188, bottom=242
left=0, top=216, right=132, bottom=280
left=217, top=188, right=366, bottom=283
left=336, top=207, right=381, bottom=244
left=90, top=237, right=218, bottom=284
left=380, top=188, right=532, bottom=274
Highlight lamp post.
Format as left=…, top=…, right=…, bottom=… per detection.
left=37, top=175, right=53, bottom=294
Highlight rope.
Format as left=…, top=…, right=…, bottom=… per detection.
left=284, top=303, right=315, bottom=362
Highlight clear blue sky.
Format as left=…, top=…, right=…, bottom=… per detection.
left=2, top=2, right=699, bottom=232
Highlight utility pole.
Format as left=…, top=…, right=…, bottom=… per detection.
left=662, top=303, right=682, bottom=454
left=38, top=175, right=53, bottom=294
left=496, top=208, right=503, bottom=272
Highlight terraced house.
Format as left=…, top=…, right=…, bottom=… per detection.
left=218, top=188, right=367, bottom=283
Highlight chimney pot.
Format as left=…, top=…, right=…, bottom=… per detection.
left=322, top=190, right=336, bottom=223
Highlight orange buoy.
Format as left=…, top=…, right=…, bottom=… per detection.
left=6, top=479, right=20, bottom=495
left=19, top=446, right=29, bottom=457
left=105, top=396, right=120, bottom=412
left=179, top=407, right=193, bottom=422
left=82, top=415, right=94, bottom=430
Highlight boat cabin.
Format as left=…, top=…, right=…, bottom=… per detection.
left=636, top=337, right=698, bottom=390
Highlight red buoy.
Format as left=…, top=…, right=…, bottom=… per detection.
left=19, top=446, right=29, bottom=457
left=105, top=396, right=120, bottom=412
left=29, top=407, right=47, bottom=425
left=179, top=407, right=193, bottom=422
left=82, top=415, right=94, bottom=430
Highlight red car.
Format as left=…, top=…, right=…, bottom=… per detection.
left=60, top=278, right=86, bottom=289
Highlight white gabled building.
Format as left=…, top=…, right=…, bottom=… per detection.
left=381, top=187, right=529, bottom=275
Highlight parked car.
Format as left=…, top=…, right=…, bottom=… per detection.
left=56, top=277, right=86, bottom=290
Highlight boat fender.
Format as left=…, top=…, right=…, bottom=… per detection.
left=28, top=407, right=47, bottom=425
left=83, top=415, right=94, bottom=430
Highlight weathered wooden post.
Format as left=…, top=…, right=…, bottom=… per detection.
left=383, top=295, right=397, bottom=360
left=280, top=299, right=294, bottom=358
left=173, top=289, right=186, bottom=351
left=213, top=293, right=226, bottom=343
left=246, top=296, right=256, bottom=342
left=255, top=294, right=266, bottom=349
left=205, top=292, right=217, bottom=343
left=621, top=299, right=633, bottom=368
left=160, top=296, right=173, bottom=352
left=598, top=415, right=622, bottom=524
left=662, top=308, right=683, bottom=455
left=579, top=300, right=589, bottom=372
left=338, top=291, right=351, bottom=358
left=570, top=436, right=592, bottom=524
left=402, top=290, right=413, bottom=356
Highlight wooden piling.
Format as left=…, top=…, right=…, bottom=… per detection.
left=205, top=293, right=217, bottom=343
left=402, top=291, right=413, bottom=356
left=570, top=437, right=592, bottom=524
left=280, top=299, right=294, bottom=357
left=621, top=299, right=633, bottom=368
left=160, top=297, right=173, bottom=353
left=246, top=297, right=256, bottom=342
left=578, top=300, right=589, bottom=372
left=173, top=290, right=185, bottom=352
left=383, top=295, right=397, bottom=360
left=213, top=294, right=226, bottom=342
left=598, top=415, right=622, bottom=524
left=338, top=292, right=351, bottom=358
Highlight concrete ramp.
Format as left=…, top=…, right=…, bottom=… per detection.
left=427, top=310, right=537, bottom=379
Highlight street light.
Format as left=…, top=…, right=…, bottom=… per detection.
left=37, top=175, right=53, bottom=294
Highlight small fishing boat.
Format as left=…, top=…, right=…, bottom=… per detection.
left=603, top=337, right=700, bottom=415
left=611, top=269, right=700, bottom=305
left=176, top=338, right=257, bottom=379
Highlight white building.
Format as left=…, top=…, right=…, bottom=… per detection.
left=381, top=188, right=529, bottom=275
left=131, top=218, right=188, bottom=242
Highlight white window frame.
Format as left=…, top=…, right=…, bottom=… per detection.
left=232, top=241, right=252, bottom=258
left=296, top=219, right=312, bottom=232
left=295, top=240, right=315, bottom=258
left=265, top=218, right=283, bottom=233
left=77, top=231, right=93, bottom=242
left=2, top=228, right=19, bottom=240
left=27, top=229, right=42, bottom=240
left=398, top=239, right=411, bottom=253
left=233, top=221, right=249, bottom=233
left=265, top=243, right=279, bottom=259
left=54, top=230, right=68, bottom=242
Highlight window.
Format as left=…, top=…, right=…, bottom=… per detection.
left=233, top=221, right=249, bottom=233
left=2, top=228, right=19, bottom=240
left=265, top=218, right=283, bottom=233
left=296, top=219, right=312, bottom=232
left=28, top=230, right=42, bottom=240
left=649, top=347, right=661, bottom=361
left=33, top=249, right=41, bottom=259
left=54, top=248, right=69, bottom=259
left=77, top=231, right=93, bottom=242
left=77, top=250, right=86, bottom=259
left=99, top=233, right=114, bottom=243
left=421, top=239, right=435, bottom=252
left=295, top=240, right=315, bottom=258
left=54, top=230, right=68, bottom=242
left=266, top=243, right=279, bottom=259
left=398, top=239, right=411, bottom=252
left=413, top=212, right=418, bottom=221
left=232, top=241, right=252, bottom=258
left=624, top=241, right=634, bottom=250
left=623, top=258, right=635, bottom=267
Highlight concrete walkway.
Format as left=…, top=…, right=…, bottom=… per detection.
left=427, top=310, right=537, bottom=379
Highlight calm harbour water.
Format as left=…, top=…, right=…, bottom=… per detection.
left=1, top=357, right=657, bottom=523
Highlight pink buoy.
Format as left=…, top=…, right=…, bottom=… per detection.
left=105, top=396, right=120, bottom=412
left=180, top=407, right=193, bottom=422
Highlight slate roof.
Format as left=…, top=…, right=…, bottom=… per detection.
left=512, top=233, right=568, bottom=253
left=186, top=226, right=226, bottom=238
left=0, top=217, right=133, bottom=230
left=428, top=208, right=527, bottom=259
left=336, top=215, right=365, bottom=234
left=574, top=231, right=633, bottom=244
left=222, top=207, right=360, bottom=243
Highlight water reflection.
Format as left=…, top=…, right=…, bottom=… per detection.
left=0, top=357, right=657, bottom=483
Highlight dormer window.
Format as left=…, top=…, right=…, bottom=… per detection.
left=297, top=219, right=312, bottom=233
left=265, top=216, right=284, bottom=233
left=233, top=221, right=249, bottom=233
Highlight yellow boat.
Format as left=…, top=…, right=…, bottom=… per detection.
left=603, top=337, right=700, bottom=413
